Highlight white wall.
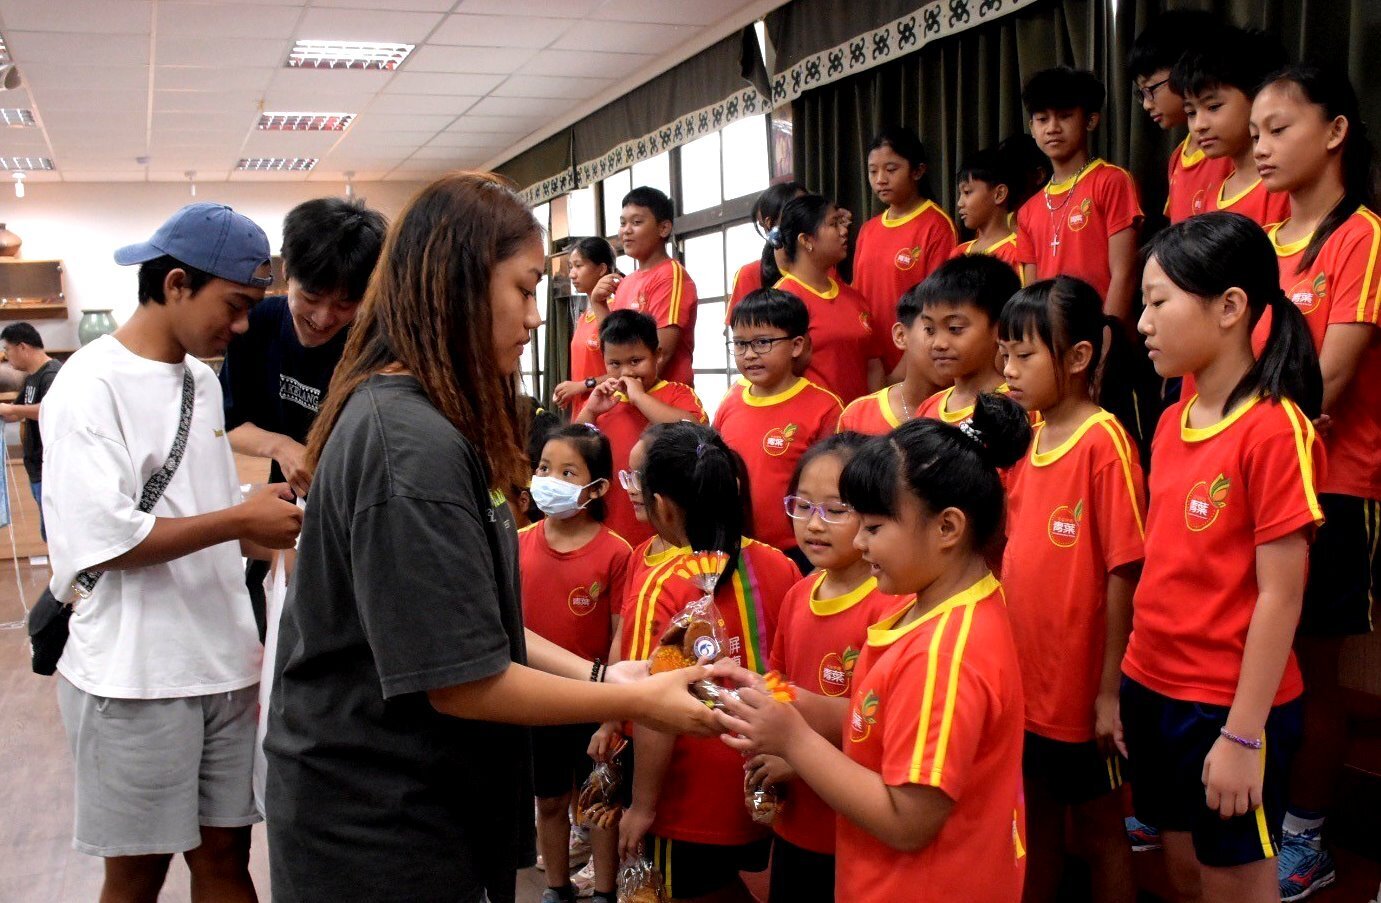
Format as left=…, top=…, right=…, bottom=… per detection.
left=0, top=179, right=429, bottom=349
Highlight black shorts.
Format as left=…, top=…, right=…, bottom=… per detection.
left=1023, top=731, right=1124, bottom=806
left=1299, top=494, right=1380, bottom=637
left=1120, top=677, right=1302, bottom=868
left=532, top=722, right=598, bottom=800
left=768, top=834, right=834, bottom=903
left=645, top=834, right=770, bottom=899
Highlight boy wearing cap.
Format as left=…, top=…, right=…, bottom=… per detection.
left=40, top=203, right=304, bottom=900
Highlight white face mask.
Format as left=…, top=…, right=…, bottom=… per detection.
left=529, top=475, right=602, bottom=519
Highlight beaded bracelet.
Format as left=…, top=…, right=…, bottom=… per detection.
left=1218, top=726, right=1263, bottom=750
left=590, top=658, right=606, bottom=683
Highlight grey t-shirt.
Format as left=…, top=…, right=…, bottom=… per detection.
left=265, top=374, right=534, bottom=903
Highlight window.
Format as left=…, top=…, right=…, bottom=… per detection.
left=725, top=221, right=764, bottom=291
left=567, top=185, right=597, bottom=238
left=720, top=116, right=769, bottom=202
left=523, top=206, right=551, bottom=400
left=680, top=132, right=722, bottom=215
left=631, top=151, right=671, bottom=200
left=602, top=169, right=631, bottom=237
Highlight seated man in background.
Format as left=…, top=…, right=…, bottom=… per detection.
left=218, top=196, right=387, bottom=639
left=0, top=321, right=60, bottom=540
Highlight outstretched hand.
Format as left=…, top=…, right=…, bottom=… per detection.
left=712, top=683, right=807, bottom=759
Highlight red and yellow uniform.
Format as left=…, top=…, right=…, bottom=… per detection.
left=713, top=377, right=843, bottom=551
left=1015, top=159, right=1143, bottom=301
left=612, top=259, right=699, bottom=386
left=836, top=573, right=1026, bottom=902
left=852, top=201, right=958, bottom=371
left=952, top=234, right=1023, bottom=282
left=618, top=538, right=687, bottom=659
left=566, top=306, right=605, bottom=410
left=1165, top=136, right=1233, bottom=224
left=915, top=384, right=1037, bottom=425
left=768, top=573, right=905, bottom=855
left=1211, top=171, right=1291, bottom=227
left=595, top=380, right=707, bottom=546
left=1002, top=410, right=1146, bottom=742
left=838, top=386, right=905, bottom=436
left=1255, top=209, right=1381, bottom=499
left=774, top=272, right=889, bottom=404
left=731, top=261, right=763, bottom=307
left=519, top=522, right=631, bottom=662
left=623, top=540, right=801, bottom=845
left=1123, top=397, right=1323, bottom=707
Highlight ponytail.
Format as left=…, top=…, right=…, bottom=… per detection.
left=762, top=194, right=833, bottom=288
left=641, top=421, right=744, bottom=590
left=760, top=229, right=785, bottom=289
left=1242, top=291, right=1323, bottom=418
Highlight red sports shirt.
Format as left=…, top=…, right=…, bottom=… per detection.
left=774, top=273, right=888, bottom=403
left=768, top=573, right=905, bottom=854
left=836, top=574, right=1026, bottom=902
left=1016, top=159, right=1143, bottom=300
left=1165, top=136, right=1233, bottom=224
left=731, top=261, right=763, bottom=307
left=1123, top=398, right=1323, bottom=707
left=1212, top=171, right=1291, bottom=227
left=594, top=380, right=706, bottom=547
left=620, top=538, right=687, bottom=659
left=611, top=259, right=699, bottom=386
left=623, top=540, right=800, bottom=845
left=838, top=386, right=904, bottom=436
left=852, top=201, right=958, bottom=371
left=1255, top=209, right=1381, bottom=499
left=1002, top=410, right=1146, bottom=742
left=915, top=384, right=1034, bottom=425
left=713, top=377, right=843, bottom=551
left=519, top=522, right=631, bottom=662
left=952, top=234, right=1024, bottom=282
left=566, top=306, right=605, bottom=410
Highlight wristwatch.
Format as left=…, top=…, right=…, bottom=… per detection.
left=584, top=377, right=598, bottom=389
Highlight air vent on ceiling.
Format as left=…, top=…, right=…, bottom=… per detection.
left=236, top=157, right=318, bottom=172
left=0, top=156, right=53, bottom=171
left=258, top=112, right=355, bottom=131
left=0, top=108, right=36, bottom=127
left=287, top=40, right=414, bottom=71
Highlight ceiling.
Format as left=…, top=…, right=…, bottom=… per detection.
left=0, top=0, right=772, bottom=184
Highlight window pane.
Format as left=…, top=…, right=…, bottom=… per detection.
left=693, top=299, right=729, bottom=371
left=721, top=115, right=769, bottom=202
left=724, top=222, right=763, bottom=294
left=601, top=170, right=631, bottom=238
left=682, top=232, right=725, bottom=303
left=567, top=186, right=597, bottom=238
left=631, top=152, right=671, bottom=199
left=695, top=371, right=732, bottom=423
left=680, top=132, right=722, bottom=215
left=532, top=202, right=550, bottom=234
left=616, top=254, right=636, bottom=276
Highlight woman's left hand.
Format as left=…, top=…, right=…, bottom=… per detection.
left=1202, top=735, right=1263, bottom=818
left=713, top=685, right=807, bottom=758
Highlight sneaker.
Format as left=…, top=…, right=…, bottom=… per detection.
left=569, top=829, right=591, bottom=867
left=1278, top=827, right=1337, bottom=902
left=572, top=860, right=597, bottom=897
left=540, top=888, right=575, bottom=903
left=1125, top=815, right=1162, bottom=852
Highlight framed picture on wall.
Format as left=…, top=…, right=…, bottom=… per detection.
left=770, top=106, right=794, bottom=181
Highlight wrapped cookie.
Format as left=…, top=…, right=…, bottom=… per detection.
left=575, top=737, right=626, bottom=831
left=618, top=859, right=668, bottom=903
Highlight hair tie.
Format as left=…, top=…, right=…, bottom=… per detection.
left=766, top=226, right=783, bottom=249
left=696, top=441, right=708, bottom=458
left=582, top=422, right=601, bottom=434
left=958, top=420, right=986, bottom=448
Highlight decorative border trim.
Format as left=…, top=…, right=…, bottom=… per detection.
left=517, top=0, right=1035, bottom=205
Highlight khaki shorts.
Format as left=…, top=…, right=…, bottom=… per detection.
left=57, top=677, right=261, bottom=857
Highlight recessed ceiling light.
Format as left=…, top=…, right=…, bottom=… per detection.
left=236, top=157, right=318, bottom=172
left=257, top=112, right=355, bottom=132
left=0, top=33, right=9, bottom=64
left=0, top=109, right=36, bottom=127
left=0, top=156, right=53, bottom=171
left=287, top=40, right=414, bottom=71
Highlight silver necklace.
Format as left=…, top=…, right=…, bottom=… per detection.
left=1044, top=159, right=1095, bottom=258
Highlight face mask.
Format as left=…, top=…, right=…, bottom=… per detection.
left=529, top=475, right=601, bottom=519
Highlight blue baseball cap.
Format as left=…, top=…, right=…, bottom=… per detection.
left=114, top=203, right=273, bottom=288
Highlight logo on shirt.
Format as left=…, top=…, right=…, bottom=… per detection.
left=1184, top=473, right=1231, bottom=531
left=1066, top=198, right=1093, bottom=232
left=279, top=374, right=323, bottom=414
left=213, top=428, right=225, bottom=438
left=849, top=688, right=880, bottom=743
left=1287, top=273, right=1327, bottom=316
left=894, top=245, right=923, bottom=271
left=1047, top=499, right=1084, bottom=548
left=626, top=292, right=647, bottom=312
left=568, top=580, right=602, bottom=617
left=1191, top=189, right=1208, bottom=216
left=819, top=646, right=860, bottom=697
left=762, top=422, right=800, bottom=456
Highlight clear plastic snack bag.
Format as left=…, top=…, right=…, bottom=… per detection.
left=575, top=737, right=626, bottom=831
left=744, top=773, right=783, bottom=826
left=648, top=551, right=739, bottom=707
left=618, top=858, right=668, bottom=903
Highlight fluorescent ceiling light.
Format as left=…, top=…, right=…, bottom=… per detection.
left=0, top=108, right=36, bottom=127
left=0, top=33, right=9, bottom=64
left=258, top=112, right=355, bottom=131
left=0, top=156, right=53, bottom=171
left=287, top=40, right=414, bottom=71
left=236, top=157, right=318, bottom=172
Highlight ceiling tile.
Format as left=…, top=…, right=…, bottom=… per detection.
left=38, top=109, right=146, bottom=133
left=313, top=0, right=453, bottom=10
left=403, top=44, right=535, bottom=74
left=588, top=0, right=746, bottom=26
left=155, top=89, right=266, bottom=113
left=0, top=0, right=151, bottom=34
left=465, top=95, right=566, bottom=118
left=18, top=63, right=148, bottom=91
left=33, top=88, right=148, bottom=113
left=156, top=35, right=292, bottom=68
left=430, top=14, right=573, bottom=48
left=369, top=93, right=478, bottom=115
left=152, top=110, right=254, bottom=131
left=552, top=20, right=699, bottom=54
left=5, top=31, right=150, bottom=66
left=333, top=129, right=434, bottom=147
left=157, top=3, right=302, bottom=39
left=426, top=128, right=524, bottom=146
left=348, top=112, right=455, bottom=132
left=268, top=67, right=393, bottom=96
left=61, top=171, right=150, bottom=182
left=156, top=66, right=276, bottom=92
left=400, top=145, right=470, bottom=161
left=444, top=114, right=537, bottom=133
left=241, top=131, right=342, bottom=154
left=305, top=169, right=389, bottom=181
left=260, top=87, right=373, bottom=112
left=491, top=74, right=614, bottom=100
left=453, top=0, right=602, bottom=15
left=382, top=71, right=503, bottom=96
left=516, top=48, right=653, bottom=78
left=384, top=169, right=443, bottom=181
left=296, top=7, right=446, bottom=44
left=152, top=128, right=249, bottom=147
left=228, top=170, right=313, bottom=181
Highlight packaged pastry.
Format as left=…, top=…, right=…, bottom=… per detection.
left=575, top=737, right=626, bottom=830
left=618, top=858, right=668, bottom=903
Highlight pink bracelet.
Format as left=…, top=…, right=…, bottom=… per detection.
left=1219, top=727, right=1263, bottom=750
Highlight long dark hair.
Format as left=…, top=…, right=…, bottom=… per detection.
left=1145, top=212, right=1322, bottom=417
left=869, top=125, right=935, bottom=201
left=641, top=422, right=743, bottom=590
left=761, top=193, right=832, bottom=288
left=1259, top=63, right=1377, bottom=271
left=307, top=172, right=539, bottom=487
left=572, top=236, right=617, bottom=273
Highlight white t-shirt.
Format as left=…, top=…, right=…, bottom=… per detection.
left=40, top=335, right=259, bottom=699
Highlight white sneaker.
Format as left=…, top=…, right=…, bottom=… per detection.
left=572, top=860, right=597, bottom=898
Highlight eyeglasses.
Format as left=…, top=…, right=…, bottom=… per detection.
left=618, top=469, right=641, bottom=491
left=731, top=336, right=796, bottom=356
left=783, top=495, right=855, bottom=525
left=1132, top=77, right=1170, bottom=104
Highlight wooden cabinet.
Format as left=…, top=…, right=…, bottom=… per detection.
left=0, top=259, right=68, bottom=319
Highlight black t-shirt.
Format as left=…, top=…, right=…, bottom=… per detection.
left=21, top=358, right=61, bottom=482
left=264, top=375, right=534, bottom=903
left=218, top=295, right=348, bottom=484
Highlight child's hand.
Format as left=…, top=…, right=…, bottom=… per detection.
left=1094, top=691, right=1120, bottom=758
left=620, top=375, right=647, bottom=401
left=618, top=805, right=655, bottom=862
left=591, top=273, right=621, bottom=307
left=588, top=721, right=624, bottom=762
left=713, top=685, right=807, bottom=759
left=708, top=659, right=767, bottom=693
left=746, top=753, right=796, bottom=789
left=552, top=380, right=586, bottom=406
left=1202, top=735, right=1263, bottom=818
left=581, top=378, right=622, bottom=419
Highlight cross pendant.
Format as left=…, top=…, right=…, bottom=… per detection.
left=1049, top=232, right=1061, bottom=257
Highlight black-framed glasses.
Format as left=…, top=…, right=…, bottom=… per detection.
left=783, top=495, right=855, bottom=525
left=618, top=469, right=641, bottom=491
left=731, top=336, right=796, bottom=356
left=1133, top=77, right=1170, bottom=103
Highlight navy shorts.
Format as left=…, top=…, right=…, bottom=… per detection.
left=531, top=722, right=597, bottom=800
left=646, top=833, right=770, bottom=899
left=768, top=834, right=834, bottom=903
left=1120, top=677, right=1302, bottom=867
left=1299, top=494, right=1380, bottom=637
left=1023, top=731, right=1124, bottom=806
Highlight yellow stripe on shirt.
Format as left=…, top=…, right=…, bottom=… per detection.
left=908, top=608, right=952, bottom=783
left=668, top=261, right=684, bottom=325
left=1355, top=208, right=1381, bottom=324
left=631, top=557, right=684, bottom=659
left=1098, top=418, right=1146, bottom=537
left=928, top=599, right=977, bottom=785
left=1280, top=400, right=1324, bottom=524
